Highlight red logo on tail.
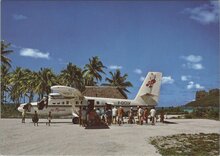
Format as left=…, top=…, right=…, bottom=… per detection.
left=146, top=73, right=156, bottom=88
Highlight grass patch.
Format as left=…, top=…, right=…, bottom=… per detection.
left=150, top=133, right=219, bottom=156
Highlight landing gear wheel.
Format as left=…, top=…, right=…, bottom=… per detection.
left=72, top=117, right=79, bottom=124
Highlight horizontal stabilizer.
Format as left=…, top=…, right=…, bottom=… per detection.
left=140, top=93, right=157, bottom=105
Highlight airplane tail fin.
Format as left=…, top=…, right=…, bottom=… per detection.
left=134, top=72, right=162, bottom=106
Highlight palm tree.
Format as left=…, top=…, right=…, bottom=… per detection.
left=1, top=65, right=11, bottom=104
left=103, top=69, right=133, bottom=98
left=1, top=40, right=13, bottom=67
left=59, top=63, right=84, bottom=91
left=35, top=68, right=57, bottom=100
left=83, top=56, right=106, bottom=86
left=9, top=67, right=25, bottom=104
left=21, top=69, right=38, bottom=103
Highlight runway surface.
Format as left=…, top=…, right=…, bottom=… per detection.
left=0, top=118, right=219, bottom=155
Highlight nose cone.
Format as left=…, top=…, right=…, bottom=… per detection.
left=18, top=103, right=26, bottom=112
left=17, top=106, right=23, bottom=112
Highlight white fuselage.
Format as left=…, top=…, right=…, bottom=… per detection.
left=84, top=96, right=142, bottom=107
left=18, top=96, right=144, bottom=116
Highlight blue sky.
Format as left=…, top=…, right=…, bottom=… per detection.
left=2, top=0, right=219, bottom=106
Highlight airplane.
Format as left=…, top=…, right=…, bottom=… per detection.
left=17, top=72, right=162, bottom=124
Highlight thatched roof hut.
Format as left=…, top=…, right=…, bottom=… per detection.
left=82, top=86, right=127, bottom=99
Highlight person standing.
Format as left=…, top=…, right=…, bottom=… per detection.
left=105, top=108, right=112, bottom=126
left=128, top=107, right=135, bottom=124
left=81, top=107, right=87, bottom=127
left=150, top=107, right=156, bottom=125
left=33, top=111, right=39, bottom=126
left=137, top=106, right=140, bottom=124
left=79, top=106, right=82, bottom=126
left=117, top=106, right=124, bottom=126
left=46, top=111, right=52, bottom=126
left=138, top=106, right=144, bottom=125
left=144, top=108, right=148, bottom=124
left=160, top=107, right=165, bottom=123
left=22, top=109, right=26, bottom=123
left=112, top=106, right=117, bottom=124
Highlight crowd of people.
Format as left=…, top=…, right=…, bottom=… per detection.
left=79, top=105, right=165, bottom=127
left=21, top=105, right=165, bottom=127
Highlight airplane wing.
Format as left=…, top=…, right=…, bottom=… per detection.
left=51, top=85, right=83, bottom=98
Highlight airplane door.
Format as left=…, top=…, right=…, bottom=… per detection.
left=87, top=100, right=94, bottom=113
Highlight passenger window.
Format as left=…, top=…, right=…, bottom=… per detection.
left=62, top=102, right=65, bottom=104
left=57, top=102, right=60, bottom=105
left=66, top=101, right=69, bottom=104
left=53, top=103, right=55, bottom=105
left=76, top=101, right=79, bottom=104
left=96, top=101, right=99, bottom=104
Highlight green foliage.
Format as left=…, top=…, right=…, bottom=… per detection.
left=184, top=108, right=219, bottom=120
left=59, top=63, right=84, bottom=91
left=1, top=40, right=13, bottom=67
left=150, top=133, right=220, bottom=156
left=83, top=56, right=106, bottom=86
left=157, top=107, right=185, bottom=115
left=102, top=69, right=133, bottom=98
left=1, top=65, right=10, bottom=103
left=1, top=104, right=22, bottom=118
left=184, top=114, right=193, bottom=119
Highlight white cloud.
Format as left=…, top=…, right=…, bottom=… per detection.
left=162, top=76, right=174, bottom=84
left=183, top=1, right=219, bottom=25
left=191, top=63, right=203, bottom=70
left=140, top=76, right=145, bottom=82
left=13, top=14, right=27, bottom=20
left=184, top=62, right=204, bottom=70
left=181, top=75, right=191, bottom=81
left=134, top=69, right=142, bottom=74
left=20, top=48, right=50, bottom=59
left=187, top=81, right=194, bottom=89
left=187, top=81, right=204, bottom=90
left=108, top=65, right=122, bottom=70
left=181, top=55, right=202, bottom=62
left=181, top=55, right=204, bottom=70
left=195, top=84, right=204, bottom=89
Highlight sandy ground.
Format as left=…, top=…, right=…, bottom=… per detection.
left=0, top=118, right=219, bottom=156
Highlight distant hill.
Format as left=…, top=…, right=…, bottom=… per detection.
left=185, top=89, right=219, bottom=107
